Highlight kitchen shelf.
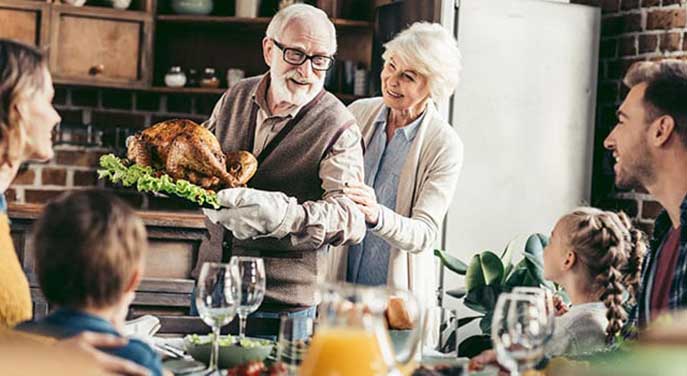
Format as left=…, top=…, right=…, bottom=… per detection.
left=156, top=15, right=372, bottom=29
left=146, top=86, right=365, bottom=102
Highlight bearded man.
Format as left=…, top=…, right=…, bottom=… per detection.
left=200, top=4, right=366, bottom=324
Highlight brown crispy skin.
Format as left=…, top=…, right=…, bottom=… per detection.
left=126, top=119, right=255, bottom=190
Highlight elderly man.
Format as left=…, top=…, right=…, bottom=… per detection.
left=200, top=4, right=366, bottom=324
left=604, top=59, right=687, bottom=329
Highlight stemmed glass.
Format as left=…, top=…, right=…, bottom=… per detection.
left=512, top=287, right=556, bottom=344
left=195, top=262, right=241, bottom=375
left=230, top=256, right=266, bottom=339
left=491, top=293, right=547, bottom=376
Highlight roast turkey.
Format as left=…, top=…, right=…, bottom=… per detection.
left=127, top=119, right=257, bottom=190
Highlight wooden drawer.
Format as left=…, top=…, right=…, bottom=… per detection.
left=0, top=0, right=50, bottom=47
left=49, top=4, right=153, bottom=87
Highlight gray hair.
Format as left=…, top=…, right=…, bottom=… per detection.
left=265, top=4, right=337, bottom=54
left=382, top=22, right=461, bottom=101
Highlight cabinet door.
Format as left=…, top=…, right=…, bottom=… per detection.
left=0, top=0, right=50, bottom=47
left=49, top=4, right=153, bottom=87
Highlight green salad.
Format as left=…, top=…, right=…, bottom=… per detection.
left=97, top=154, right=221, bottom=209
left=186, top=334, right=272, bottom=348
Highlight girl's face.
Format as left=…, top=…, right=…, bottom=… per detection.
left=543, top=218, right=572, bottom=284
left=19, top=68, right=60, bottom=162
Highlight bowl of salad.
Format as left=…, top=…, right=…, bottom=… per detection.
left=184, top=334, right=274, bottom=369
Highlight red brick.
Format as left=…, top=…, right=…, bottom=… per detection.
left=92, top=110, right=147, bottom=129
left=56, top=108, right=83, bottom=125
left=41, top=168, right=67, bottom=186
left=24, top=189, right=65, bottom=204
left=646, top=9, right=686, bottom=30
left=601, top=0, right=620, bottom=13
left=4, top=188, right=17, bottom=202
left=73, top=170, right=98, bottom=186
left=641, top=200, right=663, bottom=220
left=623, top=13, right=643, bottom=32
left=641, top=0, right=660, bottom=6
left=621, top=0, right=639, bottom=10
left=603, top=16, right=623, bottom=36
left=660, top=32, right=682, bottom=52
left=619, top=36, right=637, bottom=56
left=55, top=150, right=106, bottom=168
left=638, top=34, right=659, bottom=53
left=12, top=168, right=35, bottom=185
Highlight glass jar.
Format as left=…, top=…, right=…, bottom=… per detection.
left=200, top=67, right=220, bottom=88
left=186, top=68, right=199, bottom=87
left=164, top=66, right=187, bottom=88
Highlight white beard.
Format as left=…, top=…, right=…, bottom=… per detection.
left=270, top=69, right=322, bottom=107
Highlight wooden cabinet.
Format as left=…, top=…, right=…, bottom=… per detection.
left=49, top=4, right=154, bottom=87
left=0, top=0, right=50, bottom=47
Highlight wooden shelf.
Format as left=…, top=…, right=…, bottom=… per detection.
left=156, top=14, right=372, bottom=29
left=147, top=86, right=226, bottom=95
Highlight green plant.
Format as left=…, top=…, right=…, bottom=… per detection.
left=435, top=233, right=558, bottom=357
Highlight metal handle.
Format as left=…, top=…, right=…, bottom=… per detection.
left=89, top=64, right=105, bottom=76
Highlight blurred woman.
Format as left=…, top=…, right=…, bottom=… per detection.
left=0, top=39, right=147, bottom=376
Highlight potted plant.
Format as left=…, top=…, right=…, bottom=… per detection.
left=435, top=233, right=562, bottom=357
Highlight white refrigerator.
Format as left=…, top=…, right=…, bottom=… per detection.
left=439, top=0, right=600, bottom=337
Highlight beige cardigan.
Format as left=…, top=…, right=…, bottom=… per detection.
left=328, top=97, right=463, bottom=307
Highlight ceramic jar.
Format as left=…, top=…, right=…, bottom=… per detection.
left=199, top=68, right=220, bottom=88
left=103, top=0, right=132, bottom=9
left=61, top=0, right=87, bottom=6
left=165, top=66, right=187, bottom=88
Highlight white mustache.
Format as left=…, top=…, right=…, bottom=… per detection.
left=285, top=71, right=313, bottom=85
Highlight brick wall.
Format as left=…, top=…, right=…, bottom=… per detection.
left=8, top=86, right=222, bottom=211
left=586, top=0, right=687, bottom=235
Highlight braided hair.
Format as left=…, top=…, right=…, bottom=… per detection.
left=561, top=207, right=647, bottom=344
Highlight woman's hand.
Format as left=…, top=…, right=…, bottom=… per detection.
left=343, top=182, right=381, bottom=226
left=57, top=332, right=149, bottom=376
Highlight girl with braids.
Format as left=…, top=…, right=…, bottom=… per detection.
left=470, top=207, right=646, bottom=371
left=542, top=207, right=645, bottom=354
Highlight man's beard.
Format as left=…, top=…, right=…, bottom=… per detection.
left=270, top=69, right=322, bottom=107
left=615, top=147, right=655, bottom=190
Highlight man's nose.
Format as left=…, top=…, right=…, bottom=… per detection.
left=296, top=59, right=314, bottom=78
left=603, top=130, right=615, bottom=150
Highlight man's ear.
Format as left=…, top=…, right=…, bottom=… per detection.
left=124, top=267, right=142, bottom=293
left=262, top=37, right=273, bottom=68
left=650, top=115, right=676, bottom=147
left=562, top=251, right=576, bottom=271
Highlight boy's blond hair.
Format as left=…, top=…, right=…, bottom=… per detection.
left=32, top=189, right=147, bottom=309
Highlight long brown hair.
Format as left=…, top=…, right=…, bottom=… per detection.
left=561, top=207, right=646, bottom=343
left=0, top=39, right=47, bottom=168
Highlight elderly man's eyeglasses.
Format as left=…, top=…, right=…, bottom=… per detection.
left=271, top=39, right=335, bottom=71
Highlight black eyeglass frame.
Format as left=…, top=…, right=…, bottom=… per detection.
left=271, top=39, right=335, bottom=71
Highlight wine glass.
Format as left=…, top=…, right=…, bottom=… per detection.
left=512, top=287, right=556, bottom=344
left=491, top=293, right=546, bottom=376
left=195, top=262, right=241, bottom=375
left=230, top=256, right=266, bottom=339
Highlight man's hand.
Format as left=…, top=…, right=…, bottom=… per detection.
left=552, top=294, right=570, bottom=317
left=343, top=182, right=381, bottom=226
left=57, top=332, right=149, bottom=376
left=203, top=188, right=296, bottom=239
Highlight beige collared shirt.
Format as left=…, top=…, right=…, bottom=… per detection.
left=204, top=75, right=366, bottom=249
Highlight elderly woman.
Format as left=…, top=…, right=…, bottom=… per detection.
left=339, top=22, right=463, bottom=306
left=0, top=39, right=148, bottom=376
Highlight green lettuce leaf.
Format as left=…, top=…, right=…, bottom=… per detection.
left=97, top=154, right=220, bottom=209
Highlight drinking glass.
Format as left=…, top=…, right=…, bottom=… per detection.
left=512, top=287, right=556, bottom=344
left=195, top=262, right=241, bottom=375
left=276, top=316, right=315, bottom=375
left=491, top=293, right=546, bottom=376
left=230, top=256, right=266, bottom=339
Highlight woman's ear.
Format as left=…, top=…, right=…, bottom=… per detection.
left=562, top=251, right=576, bottom=271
